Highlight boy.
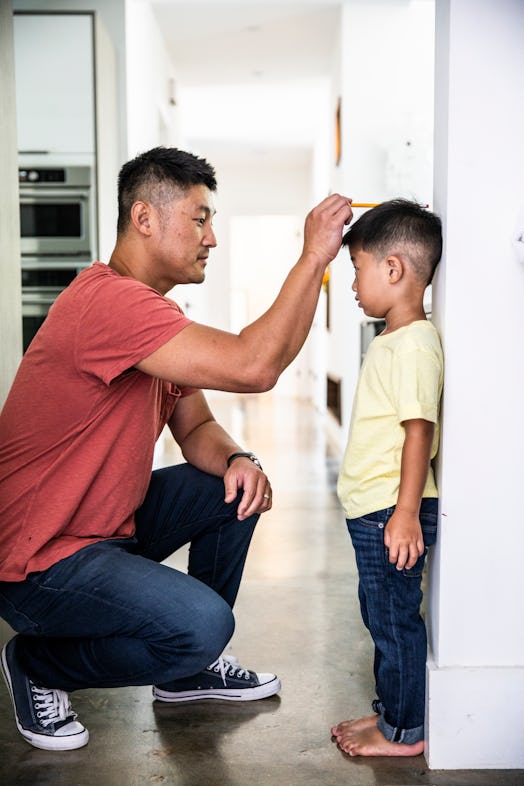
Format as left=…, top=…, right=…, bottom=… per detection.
left=332, top=199, right=443, bottom=757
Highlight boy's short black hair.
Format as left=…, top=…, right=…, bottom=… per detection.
left=342, top=199, right=442, bottom=284
left=117, top=146, right=217, bottom=235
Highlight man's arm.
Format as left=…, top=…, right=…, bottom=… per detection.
left=384, top=418, right=435, bottom=570
left=136, top=194, right=351, bottom=392
left=168, top=390, right=271, bottom=521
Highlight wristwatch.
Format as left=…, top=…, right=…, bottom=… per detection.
left=226, top=452, right=263, bottom=470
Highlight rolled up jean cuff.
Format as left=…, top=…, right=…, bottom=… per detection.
left=373, top=700, right=424, bottom=745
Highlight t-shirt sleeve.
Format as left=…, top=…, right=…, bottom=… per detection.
left=393, top=347, right=442, bottom=424
left=75, top=275, right=193, bottom=385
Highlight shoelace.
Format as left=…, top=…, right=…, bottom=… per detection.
left=31, top=683, right=73, bottom=727
left=208, top=656, right=251, bottom=686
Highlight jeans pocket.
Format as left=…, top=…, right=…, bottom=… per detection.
left=420, top=516, right=438, bottom=549
left=420, top=499, right=438, bottom=548
left=398, top=547, right=428, bottom=579
left=347, top=512, right=390, bottom=591
left=351, top=508, right=392, bottom=531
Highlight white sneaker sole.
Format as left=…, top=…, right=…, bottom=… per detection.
left=153, top=675, right=281, bottom=703
left=1, top=645, right=89, bottom=751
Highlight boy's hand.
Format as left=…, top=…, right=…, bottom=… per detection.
left=387, top=418, right=434, bottom=570
left=384, top=509, right=424, bottom=571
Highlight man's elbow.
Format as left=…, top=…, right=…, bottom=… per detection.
left=239, top=362, right=280, bottom=393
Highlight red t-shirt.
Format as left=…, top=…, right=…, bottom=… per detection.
left=0, top=263, right=196, bottom=582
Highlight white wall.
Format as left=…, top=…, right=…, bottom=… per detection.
left=327, top=0, right=436, bottom=451
left=125, top=0, right=180, bottom=157
left=0, top=0, right=23, bottom=405
left=426, top=0, right=524, bottom=769
left=94, top=13, right=119, bottom=260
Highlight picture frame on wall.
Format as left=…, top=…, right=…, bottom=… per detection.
left=335, top=97, right=342, bottom=166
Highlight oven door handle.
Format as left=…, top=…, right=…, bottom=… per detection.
left=22, top=292, right=62, bottom=306
left=20, top=189, right=89, bottom=201
left=21, top=257, right=91, bottom=268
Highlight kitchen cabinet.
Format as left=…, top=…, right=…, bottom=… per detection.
left=14, top=13, right=95, bottom=155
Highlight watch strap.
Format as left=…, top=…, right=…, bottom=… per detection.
left=226, top=452, right=263, bottom=470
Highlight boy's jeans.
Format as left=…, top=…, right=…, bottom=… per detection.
left=0, top=464, right=257, bottom=692
left=346, top=497, right=438, bottom=745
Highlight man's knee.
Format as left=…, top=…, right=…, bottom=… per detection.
left=189, top=594, right=235, bottom=668
left=151, top=591, right=235, bottom=680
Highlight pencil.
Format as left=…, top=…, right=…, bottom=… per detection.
left=349, top=202, right=429, bottom=209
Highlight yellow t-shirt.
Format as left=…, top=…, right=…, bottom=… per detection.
left=337, top=320, right=443, bottom=519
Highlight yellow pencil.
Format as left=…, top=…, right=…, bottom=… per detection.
left=349, top=202, right=429, bottom=208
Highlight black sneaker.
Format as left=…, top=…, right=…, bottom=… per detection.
left=152, top=654, right=281, bottom=703
left=1, top=638, right=89, bottom=751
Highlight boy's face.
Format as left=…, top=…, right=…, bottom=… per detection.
left=350, top=245, right=390, bottom=318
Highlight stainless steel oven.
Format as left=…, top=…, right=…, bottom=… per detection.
left=19, top=165, right=92, bottom=257
left=21, top=262, right=91, bottom=352
left=19, top=166, right=94, bottom=351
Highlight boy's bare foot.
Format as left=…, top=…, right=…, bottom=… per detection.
left=331, top=714, right=378, bottom=738
left=332, top=721, right=424, bottom=757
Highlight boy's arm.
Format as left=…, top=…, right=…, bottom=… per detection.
left=384, top=418, right=435, bottom=571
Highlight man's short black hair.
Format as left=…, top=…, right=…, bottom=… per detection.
left=117, top=146, right=217, bottom=235
left=342, top=199, right=442, bottom=284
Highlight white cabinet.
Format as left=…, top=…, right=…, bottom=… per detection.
left=14, top=13, right=95, bottom=155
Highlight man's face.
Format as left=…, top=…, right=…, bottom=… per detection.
left=152, top=184, right=217, bottom=292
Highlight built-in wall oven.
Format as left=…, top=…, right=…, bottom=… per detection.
left=19, top=165, right=94, bottom=351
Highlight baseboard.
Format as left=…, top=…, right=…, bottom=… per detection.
left=425, top=656, right=524, bottom=769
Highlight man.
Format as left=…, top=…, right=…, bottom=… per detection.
left=0, top=146, right=351, bottom=751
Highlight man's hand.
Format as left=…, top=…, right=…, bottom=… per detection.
left=302, top=194, right=353, bottom=266
left=224, top=457, right=272, bottom=521
left=384, top=508, right=424, bottom=571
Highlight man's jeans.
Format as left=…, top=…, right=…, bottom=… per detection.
left=0, top=464, right=258, bottom=692
left=346, top=498, right=438, bottom=745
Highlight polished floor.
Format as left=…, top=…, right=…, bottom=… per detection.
left=0, top=393, right=522, bottom=786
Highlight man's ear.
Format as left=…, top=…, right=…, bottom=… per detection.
left=386, top=255, right=403, bottom=283
left=130, top=201, right=153, bottom=236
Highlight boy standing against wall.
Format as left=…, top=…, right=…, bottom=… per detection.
left=332, top=200, right=443, bottom=756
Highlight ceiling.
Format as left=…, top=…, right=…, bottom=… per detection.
left=151, top=1, right=341, bottom=86
left=150, top=1, right=341, bottom=167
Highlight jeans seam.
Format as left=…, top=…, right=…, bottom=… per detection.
left=387, top=567, right=407, bottom=737
left=348, top=504, right=434, bottom=740
left=210, top=526, right=222, bottom=590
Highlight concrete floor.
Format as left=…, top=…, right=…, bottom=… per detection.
left=0, top=393, right=522, bottom=786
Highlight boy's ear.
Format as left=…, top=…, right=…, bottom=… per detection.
left=386, top=255, right=403, bottom=283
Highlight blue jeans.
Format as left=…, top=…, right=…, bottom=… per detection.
left=0, top=464, right=258, bottom=692
left=346, top=498, right=438, bottom=744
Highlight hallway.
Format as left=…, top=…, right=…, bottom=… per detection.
left=0, top=393, right=522, bottom=786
